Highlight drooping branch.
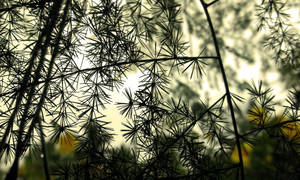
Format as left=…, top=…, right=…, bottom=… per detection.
left=0, top=56, right=217, bottom=98
left=199, top=0, right=245, bottom=179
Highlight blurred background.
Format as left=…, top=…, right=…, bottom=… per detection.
left=0, top=0, right=300, bottom=179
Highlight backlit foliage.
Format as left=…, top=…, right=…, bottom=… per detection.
left=0, top=0, right=299, bottom=180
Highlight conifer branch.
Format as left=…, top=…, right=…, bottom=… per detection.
left=4, top=1, right=64, bottom=179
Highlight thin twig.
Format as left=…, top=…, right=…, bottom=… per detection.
left=205, top=0, right=220, bottom=7
left=241, top=119, right=300, bottom=138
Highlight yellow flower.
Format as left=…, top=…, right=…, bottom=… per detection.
left=278, top=114, right=300, bottom=141
left=247, top=106, right=268, bottom=125
left=231, top=142, right=253, bottom=168
left=58, top=132, right=78, bottom=154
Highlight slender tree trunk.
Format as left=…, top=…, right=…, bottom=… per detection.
left=4, top=1, right=64, bottom=179
left=38, top=116, right=51, bottom=180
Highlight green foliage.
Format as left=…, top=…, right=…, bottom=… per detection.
left=0, top=0, right=299, bottom=180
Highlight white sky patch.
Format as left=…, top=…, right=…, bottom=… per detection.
left=225, top=38, right=234, bottom=47
left=237, top=61, right=260, bottom=81
left=103, top=71, right=143, bottom=146
left=122, top=72, right=143, bottom=91
left=225, top=54, right=235, bottom=66
left=243, top=29, right=252, bottom=39
left=267, top=72, right=279, bottom=82
left=272, top=84, right=287, bottom=101
left=286, top=8, right=300, bottom=26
